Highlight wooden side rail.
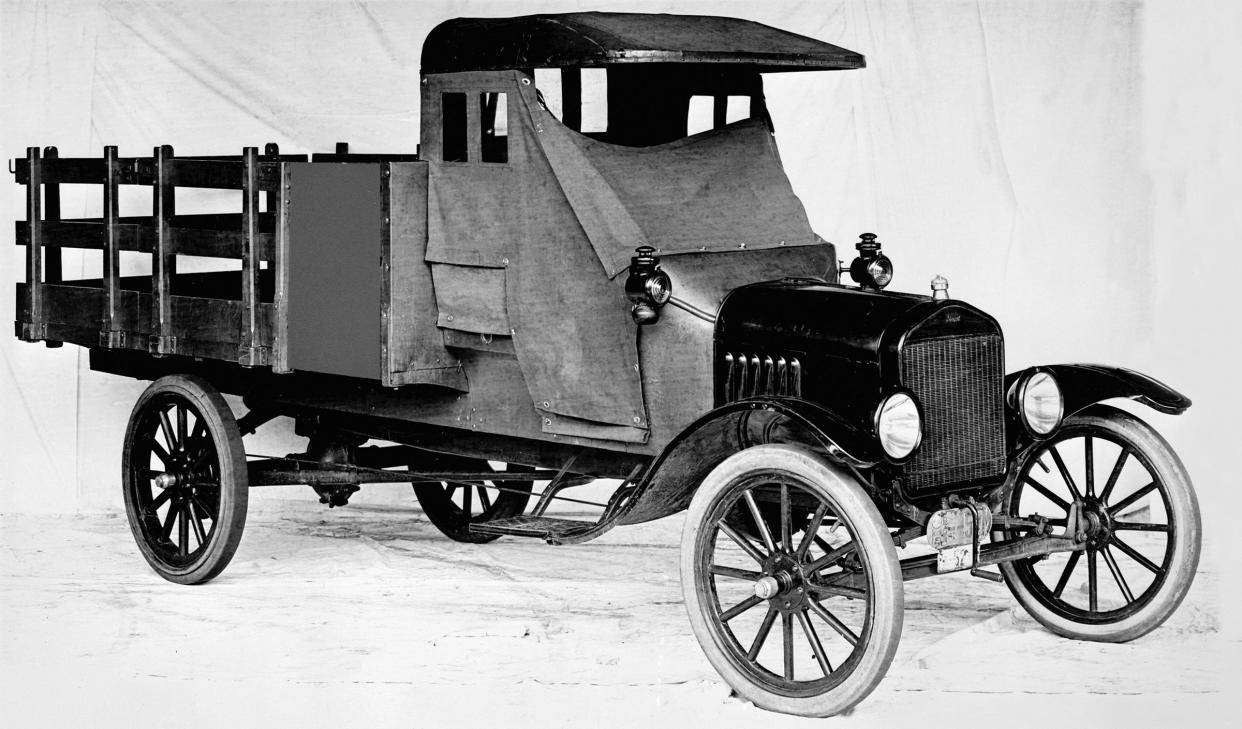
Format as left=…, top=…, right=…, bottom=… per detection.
left=14, top=143, right=304, bottom=365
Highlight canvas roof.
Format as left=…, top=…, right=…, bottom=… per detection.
left=421, top=12, right=865, bottom=74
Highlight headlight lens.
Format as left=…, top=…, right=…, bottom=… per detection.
left=1020, top=371, right=1063, bottom=436
left=867, top=255, right=893, bottom=289
left=644, top=271, right=673, bottom=305
left=876, top=392, right=922, bottom=459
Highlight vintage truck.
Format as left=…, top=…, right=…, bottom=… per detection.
left=11, top=11, right=1199, bottom=717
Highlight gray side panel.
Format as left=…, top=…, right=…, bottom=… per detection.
left=386, top=162, right=467, bottom=389
left=287, top=163, right=382, bottom=380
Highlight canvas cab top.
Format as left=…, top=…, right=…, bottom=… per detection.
left=420, top=12, right=865, bottom=74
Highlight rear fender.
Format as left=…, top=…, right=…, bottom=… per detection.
left=616, top=397, right=880, bottom=526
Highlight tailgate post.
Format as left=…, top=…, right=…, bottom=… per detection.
left=18, top=147, right=44, bottom=342
left=100, top=145, right=125, bottom=348
left=238, top=146, right=267, bottom=366
left=150, top=144, right=177, bottom=356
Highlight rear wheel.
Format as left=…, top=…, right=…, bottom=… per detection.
left=122, top=375, right=248, bottom=584
left=998, top=406, right=1200, bottom=642
left=681, top=445, right=902, bottom=717
left=414, top=458, right=533, bottom=543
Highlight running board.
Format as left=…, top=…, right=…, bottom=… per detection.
left=469, top=516, right=606, bottom=545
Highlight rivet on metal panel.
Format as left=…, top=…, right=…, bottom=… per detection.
left=541, top=401, right=550, bottom=408
left=521, top=78, right=531, bottom=86
left=501, top=257, right=510, bottom=266
left=632, top=416, right=643, bottom=425
left=632, top=363, right=639, bottom=372
left=543, top=418, right=552, bottom=426
left=510, top=328, right=517, bottom=335
left=779, top=240, right=786, bottom=246
left=739, top=242, right=747, bottom=249
left=446, top=314, right=454, bottom=321
left=384, top=217, right=390, bottom=224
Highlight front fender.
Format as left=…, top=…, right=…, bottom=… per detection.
left=1006, top=363, right=1190, bottom=421
left=616, top=397, right=880, bottom=526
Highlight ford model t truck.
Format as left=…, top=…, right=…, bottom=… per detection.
left=12, top=12, right=1199, bottom=717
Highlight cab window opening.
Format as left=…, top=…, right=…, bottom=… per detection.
left=480, top=91, right=508, bottom=163
left=534, top=66, right=765, bottom=147
left=442, top=92, right=468, bottom=162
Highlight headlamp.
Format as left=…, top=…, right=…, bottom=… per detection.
left=625, top=246, right=673, bottom=325
left=849, top=233, right=894, bottom=290
left=875, top=391, right=922, bottom=460
left=1016, top=370, right=1063, bottom=437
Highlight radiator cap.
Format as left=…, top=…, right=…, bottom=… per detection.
left=931, top=275, right=950, bottom=301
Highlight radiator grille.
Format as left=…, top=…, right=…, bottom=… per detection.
left=722, top=352, right=802, bottom=401
left=900, top=333, right=1006, bottom=491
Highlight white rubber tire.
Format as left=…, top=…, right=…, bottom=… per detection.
left=680, top=444, right=903, bottom=717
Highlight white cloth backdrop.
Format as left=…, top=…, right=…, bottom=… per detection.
left=1, top=0, right=1238, bottom=590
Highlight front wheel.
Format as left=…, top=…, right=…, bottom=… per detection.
left=681, top=445, right=903, bottom=717
left=998, top=405, right=1201, bottom=642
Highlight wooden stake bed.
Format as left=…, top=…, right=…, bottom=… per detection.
left=14, top=144, right=427, bottom=380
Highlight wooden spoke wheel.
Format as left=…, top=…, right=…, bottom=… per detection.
left=122, top=375, right=248, bottom=585
left=997, top=406, right=1201, bottom=642
left=681, top=445, right=902, bottom=717
left=413, top=459, right=533, bottom=543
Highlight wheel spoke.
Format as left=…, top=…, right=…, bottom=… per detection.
left=187, top=500, right=207, bottom=547
left=1098, top=448, right=1129, bottom=504
left=178, top=502, right=190, bottom=556
left=742, top=490, right=777, bottom=554
left=160, top=502, right=178, bottom=540
left=462, top=481, right=473, bottom=515
left=1113, top=521, right=1169, bottom=532
left=782, top=612, right=794, bottom=680
left=795, top=503, right=829, bottom=562
left=797, top=609, right=833, bottom=676
left=806, top=596, right=860, bottom=646
left=176, top=405, right=187, bottom=450
left=1108, top=481, right=1157, bottom=517
left=1084, top=437, right=1095, bottom=498
left=158, top=409, right=177, bottom=450
left=747, top=605, right=779, bottom=661
left=1110, top=535, right=1164, bottom=575
left=191, top=495, right=218, bottom=522
left=1052, top=549, right=1082, bottom=599
left=149, top=440, right=172, bottom=467
left=189, top=417, right=206, bottom=447
left=718, top=522, right=769, bottom=566
left=806, top=542, right=857, bottom=574
left=140, top=468, right=163, bottom=481
left=1025, top=476, right=1069, bottom=512
left=809, top=581, right=868, bottom=600
left=145, top=488, right=174, bottom=515
left=720, top=594, right=764, bottom=623
left=1088, top=551, right=1098, bottom=612
left=711, top=565, right=764, bottom=581
left=779, top=484, right=791, bottom=553
left=1049, top=444, right=1082, bottom=502
left=477, top=486, right=492, bottom=512
left=1101, top=547, right=1135, bottom=604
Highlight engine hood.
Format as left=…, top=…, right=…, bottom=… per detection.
left=718, top=281, right=999, bottom=361
left=714, top=280, right=1003, bottom=423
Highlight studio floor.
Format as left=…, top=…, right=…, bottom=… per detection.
left=1, top=485, right=1234, bottom=729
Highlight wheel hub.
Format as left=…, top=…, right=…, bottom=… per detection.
left=1080, top=497, right=1114, bottom=549
left=758, top=552, right=809, bottom=613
